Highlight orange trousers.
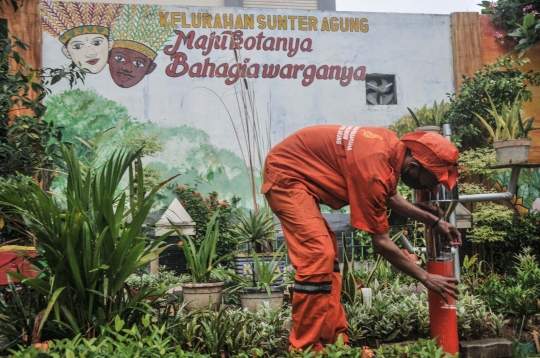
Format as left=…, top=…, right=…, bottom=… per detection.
left=264, top=184, right=349, bottom=352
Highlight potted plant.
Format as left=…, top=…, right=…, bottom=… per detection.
left=177, top=211, right=232, bottom=311
left=473, top=92, right=534, bottom=165
left=408, top=100, right=450, bottom=134
left=232, top=243, right=286, bottom=312
left=229, top=209, right=282, bottom=280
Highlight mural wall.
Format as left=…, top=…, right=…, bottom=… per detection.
left=41, top=1, right=455, bottom=210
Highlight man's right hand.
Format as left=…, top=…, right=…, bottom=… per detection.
left=422, top=273, right=459, bottom=304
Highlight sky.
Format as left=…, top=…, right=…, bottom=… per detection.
left=336, top=0, right=483, bottom=14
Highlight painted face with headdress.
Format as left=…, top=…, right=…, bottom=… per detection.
left=107, top=5, right=175, bottom=88
left=41, top=1, right=123, bottom=74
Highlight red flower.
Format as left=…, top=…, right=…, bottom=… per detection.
left=205, top=196, right=211, bottom=201
left=220, top=202, right=228, bottom=207
left=177, top=185, right=185, bottom=191
left=207, top=206, right=211, bottom=211
left=403, top=230, right=408, bottom=235
left=178, top=241, right=183, bottom=246
left=195, top=192, right=201, bottom=196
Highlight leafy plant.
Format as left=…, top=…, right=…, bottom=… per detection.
left=125, top=266, right=187, bottom=291
left=480, top=1, right=540, bottom=56
left=175, top=181, right=241, bottom=265
left=388, top=100, right=449, bottom=137
left=467, top=202, right=514, bottom=243
left=0, top=144, right=176, bottom=339
left=446, top=56, right=540, bottom=148
left=375, top=337, right=459, bottom=358
left=229, top=209, right=279, bottom=253
left=232, top=243, right=286, bottom=295
left=177, top=211, right=233, bottom=283
left=473, top=92, right=535, bottom=141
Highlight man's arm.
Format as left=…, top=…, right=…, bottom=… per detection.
left=371, top=233, right=459, bottom=303
left=386, top=193, right=461, bottom=245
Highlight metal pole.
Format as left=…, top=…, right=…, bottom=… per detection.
left=443, top=124, right=460, bottom=282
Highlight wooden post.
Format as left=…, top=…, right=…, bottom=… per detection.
left=451, top=13, right=483, bottom=95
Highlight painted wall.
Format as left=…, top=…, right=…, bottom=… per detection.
left=41, top=2, right=454, bottom=210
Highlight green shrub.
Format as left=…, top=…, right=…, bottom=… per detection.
left=175, top=180, right=241, bottom=267
left=375, top=337, right=459, bottom=358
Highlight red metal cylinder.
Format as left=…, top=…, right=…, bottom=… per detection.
left=427, top=260, right=459, bottom=355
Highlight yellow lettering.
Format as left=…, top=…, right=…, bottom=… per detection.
left=244, top=14, right=254, bottom=29
left=213, top=13, right=223, bottom=28
left=360, top=18, right=369, bottom=32
left=202, top=13, right=212, bottom=28
left=223, top=13, right=233, bottom=28
left=277, top=15, right=287, bottom=30
left=171, top=12, right=181, bottom=28
left=350, top=18, right=359, bottom=32
left=191, top=13, right=201, bottom=28
left=257, top=14, right=266, bottom=29
left=298, top=16, right=307, bottom=31
left=235, top=14, right=243, bottom=29
left=321, top=17, right=330, bottom=31
left=288, top=15, right=297, bottom=30
left=159, top=12, right=169, bottom=27
left=330, top=17, right=338, bottom=32
left=181, top=12, right=191, bottom=28
left=308, top=16, right=318, bottom=31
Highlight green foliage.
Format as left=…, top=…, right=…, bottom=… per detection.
left=175, top=180, right=241, bottom=266
left=230, top=209, right=279, bottom=253
left=0, top=36, right=86, bottom=181
left=472, top=92, right=535, bottom=141
left=388, top=100, right=449, bottom=137
left=480, top=1, right=540, bottom=56
left=178, top=211, right=233, bottom=283
left=446, top=56, right=540, bottom=148
left=9, top=315, right=205, bottom=357
left=467, top=202, right=514, bottom=243
left=375, top=337, right=459, bottom=358
left=166, top=303, right=290, bottom=355
left=459, top=147, right=500, bottom=177
left=342, top=234, right=359, bottom=304
left=344, top=279, right=501, bottom=346
left=125, top=266, right=187, bottom=291
left=475, top=248, right=540, bottom=316
left=0, top=279, right=62, bottom=353
left=241, top=243, right=286, bottom=293
left=0, top=145, right=175, bottom=339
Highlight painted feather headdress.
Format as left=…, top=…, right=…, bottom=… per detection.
left=41, top=0, right=124, bottom=44
left=110, top=4, right=175, bottom=61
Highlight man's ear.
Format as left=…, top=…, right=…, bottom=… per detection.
left=61, top=46, right=71, bottom=59
left=407, top=161, right=420, bottom=176
left=146, top=62, right=157, bottom=74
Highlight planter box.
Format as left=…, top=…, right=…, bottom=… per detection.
left=238, top=286, right=284, bottom=312
left=182, top=282, right=224, bottom=311
left=493, top=139, right=531, bottom=165
left=0, top=246, right=38, bottom=285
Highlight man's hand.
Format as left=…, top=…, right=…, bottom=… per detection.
left=422, top=273, right=459, bottom=304
left=433, top=219, right=462, bottom=246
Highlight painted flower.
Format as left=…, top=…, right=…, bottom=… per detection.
left=178, top=241, right=183, bottom=246
left=195, top=191, right=201, bottom=196
left=206, top=196, right=211, bottom=201
left=177, top=185, right=185, bottom=191
left=220, top=201, right=228, bottom=207
left=34, top=342, right=49, bottom=353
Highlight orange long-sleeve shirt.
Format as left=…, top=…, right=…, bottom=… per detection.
left=262, top=125, right=407, bottom=235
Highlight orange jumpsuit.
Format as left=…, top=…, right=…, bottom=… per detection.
left=261, top=125, right=406, bottom=352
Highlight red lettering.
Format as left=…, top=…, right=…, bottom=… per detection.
left=302, top=65, right=316, bottom=86
left=262, top=64, right=280, bottom=78
left=189, top=62, right=202, bottom=77
left=316, top=65, right=329, bottom=79
left=166, top=52, right=189, bottom=77
left=353, top=66, right=366, bottom=81
left=280, top=64, right=293, bottom=79
left=340, top=66, right=353, bottom=86
left=163, top=30, right=195, bottom=55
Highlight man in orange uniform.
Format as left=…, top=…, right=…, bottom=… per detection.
left=261, top=125, right=461, bottom=352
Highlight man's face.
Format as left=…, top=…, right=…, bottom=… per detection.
left=62, top=34, right=111, bottom=74
left=108, top=48, right=157, bottom=88
left=401, top=163, right=439, bottom=190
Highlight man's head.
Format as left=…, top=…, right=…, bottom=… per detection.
left=400, top=131, right=459, bottom=190
left=108, top=46, right=157, bottom=88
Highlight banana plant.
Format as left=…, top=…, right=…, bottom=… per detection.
left=0, top=144, right=177, bottom=338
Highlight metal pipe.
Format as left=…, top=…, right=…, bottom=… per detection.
left=459, top=166, right=521, bottom=203
left=399, top=233, right=415, bottom=253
